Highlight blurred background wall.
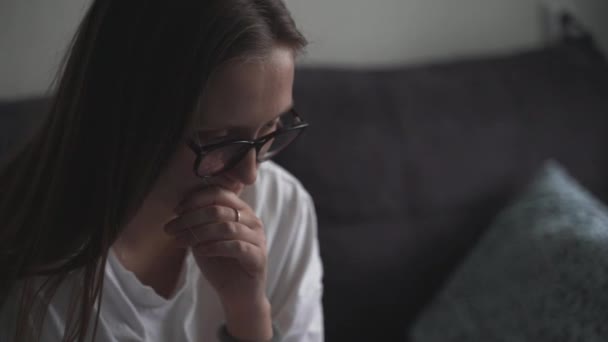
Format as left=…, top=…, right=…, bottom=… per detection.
left=563, top=0, right=608, bottom=54
left=0, top=0, right=606, bottom=100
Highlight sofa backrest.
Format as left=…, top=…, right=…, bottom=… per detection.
left=274, top=38, right=608, bottom=340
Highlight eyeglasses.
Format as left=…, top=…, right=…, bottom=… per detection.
left=186, top=108, right=308, bottom=179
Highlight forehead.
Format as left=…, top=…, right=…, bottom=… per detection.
left=197, top=47, right=295, bottom=129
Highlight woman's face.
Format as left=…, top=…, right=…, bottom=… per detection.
left=152, top=46, right=296, bottom=215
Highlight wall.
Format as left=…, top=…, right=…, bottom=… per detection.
left=0, top=0, right=91, bottom=100
left=285, top=0, right=545, bottom=66
left=567, top=0, right=608, bottom=55
left=1, top=0, right=605, bottom=100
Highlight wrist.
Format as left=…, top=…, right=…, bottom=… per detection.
left=223, top=297, right=273, bottom=341
left=218, top=323, right=281, bottom=342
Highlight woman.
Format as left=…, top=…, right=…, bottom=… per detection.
left=0, top=1, right=323, bottom=341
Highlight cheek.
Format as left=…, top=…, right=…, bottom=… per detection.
left=155, top=146, right=201, bottom=200
left=170, top=146, right=200, bottom=186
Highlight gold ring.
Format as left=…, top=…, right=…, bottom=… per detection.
left=234, top=208, right=241, bottom=223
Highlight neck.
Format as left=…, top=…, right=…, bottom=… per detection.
left=112, top=197, right=187, bottom=298
left=113, top=196, right=181, bottom=267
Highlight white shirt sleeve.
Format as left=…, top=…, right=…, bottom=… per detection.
left=264, top=189, right=324, bottom=342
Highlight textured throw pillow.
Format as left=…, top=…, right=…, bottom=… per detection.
left=410, top=161, right=608, bottom=342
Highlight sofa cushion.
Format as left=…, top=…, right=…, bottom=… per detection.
left=410, top=161, right=608, bottom=341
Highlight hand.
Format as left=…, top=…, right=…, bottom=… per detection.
left=164, top=186, right=273, bottom=340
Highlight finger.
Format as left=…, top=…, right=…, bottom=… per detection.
left=166, top=205, right=263, bottom=235
left=174, top=221, right=265, bottom=248
left=177, top=186, right=248, bottom=215
left=166, top=205, right=248, bottom=234
left=194, top=240, right=266, bottom=275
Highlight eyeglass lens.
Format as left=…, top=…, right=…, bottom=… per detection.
left=197, top=128, right=301, bottom=177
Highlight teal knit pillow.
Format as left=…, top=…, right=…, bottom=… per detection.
left=411, top=161, right=608, bottom=342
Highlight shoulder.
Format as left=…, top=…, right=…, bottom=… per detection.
left=258, top=161, right=311, bottom=199
left=245, top=163, right=323, bottom=302
left=241, top=161, right=316, bottom=244
left=243, top=161, right=314, bottom=211
left=0, top=274, right=100, bottom=341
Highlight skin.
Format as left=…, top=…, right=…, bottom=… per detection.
left=111, top=45, right=296, bottom=341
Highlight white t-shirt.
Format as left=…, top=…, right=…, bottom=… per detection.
left=1, top=161, right=324, bottom=342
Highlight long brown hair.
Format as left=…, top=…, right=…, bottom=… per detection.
left=0, top=1, right=306, bottom=341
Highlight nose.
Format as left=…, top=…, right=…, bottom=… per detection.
left=226, top=147, right=258, bottom=186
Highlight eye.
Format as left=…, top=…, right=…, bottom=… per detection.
left=262, top=118, right=280, bottom=132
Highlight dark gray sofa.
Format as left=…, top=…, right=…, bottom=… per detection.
left=276, top=37, right=608, bottom=341
left=1, top=37, right=607, bottom=341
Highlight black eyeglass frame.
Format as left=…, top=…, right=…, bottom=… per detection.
left=186, top=108, right=309, bottom=179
